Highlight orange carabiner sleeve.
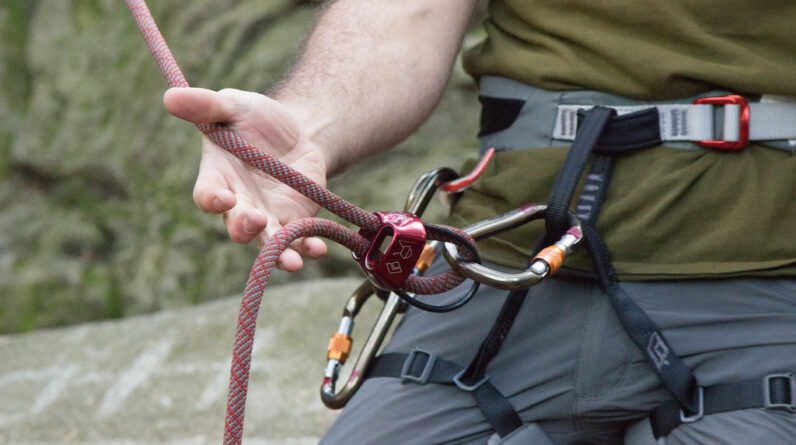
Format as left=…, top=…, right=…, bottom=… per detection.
left=534, top=245, right=566, bottom=275
left=327, top=333, right=353, bottom=362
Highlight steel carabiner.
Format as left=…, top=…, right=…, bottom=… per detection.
left=442, top=204, right=583, bottom=290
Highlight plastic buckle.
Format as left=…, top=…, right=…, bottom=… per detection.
left=679, top=387, right=704, bottom=423
left=452, top=369, right=490, bottom=392
left=354, top=212, right=427, bottom=291
left=400, top=348, right=437, bottom=385
left=693, top=95, right=749, bottom=150
left=763, top=373, right=796, bottom=413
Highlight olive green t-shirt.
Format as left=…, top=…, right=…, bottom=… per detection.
left=454, top=1, right=796, bottom=279
left=463, top=0, right=796, bottom=100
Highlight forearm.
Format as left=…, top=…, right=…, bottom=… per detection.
left=271, top=0, right=478, bottom=176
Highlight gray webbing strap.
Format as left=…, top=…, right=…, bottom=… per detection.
left=553, top=102, right=796, bottom=145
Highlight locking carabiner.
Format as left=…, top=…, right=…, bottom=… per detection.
left=442, top=204, right=583, bottom=290
left=320, top=167, right=459, bottom=409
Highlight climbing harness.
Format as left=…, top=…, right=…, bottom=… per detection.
left=352, top=88, right=796, bottom=442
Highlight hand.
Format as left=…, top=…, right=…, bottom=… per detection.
left=163, top=87, right=329, bottom=271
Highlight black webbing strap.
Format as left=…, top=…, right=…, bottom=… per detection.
left=544, top=107, right=661, bottom=242
left=650, top=373, right=796, bottom=438
left=541, top=107, right=701, bottom=414
left=367, top=352, right=523, bottom=437
left=592, top=106, right=662, bottom=153
left=457, top=290, right=526, bottom=392
left=544, top=107, right=616, bottom=243
left=453, top=107, right=671, bottom=437
left=581, top=224, right=701, bottom=413
left=572, top=108, right=662, bottom=225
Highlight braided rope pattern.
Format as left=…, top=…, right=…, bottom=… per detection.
left=224, top=218, right=367, bottom=445
left=125, top=1, right=477, bottom=443
left=199, top=123, right=377, bottom=228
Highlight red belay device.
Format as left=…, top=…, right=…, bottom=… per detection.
left=126, top=1, right=582, bottom=444
left=354, top=212, right=427, bottom=290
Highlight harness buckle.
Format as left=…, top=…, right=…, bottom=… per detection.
left=354, top=212, right=427, bottom=291
left=763, top=373, right=796, bottom=413
left=453, top=369, right=490, bottom=392
left=679, top=386, right=704, bottom=423
left=401, top=348, right=437, bottom=385
left=693, top=95, right=749, bottom=150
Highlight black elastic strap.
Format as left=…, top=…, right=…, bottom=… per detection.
left=650, top=373, right=796, bottom=438
left=367, top=352, right=523, bottom=437
left=572, top=154, right=614, bottom=226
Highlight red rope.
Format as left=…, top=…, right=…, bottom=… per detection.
left=125, top=1, right=475, bottom=444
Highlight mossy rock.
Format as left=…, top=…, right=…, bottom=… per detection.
left=0, top=0, right=482, bottom=333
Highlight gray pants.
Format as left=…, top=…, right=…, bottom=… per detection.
left=321, top=265, right=796, bottom=444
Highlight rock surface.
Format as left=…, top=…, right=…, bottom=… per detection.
left=0, top=277, right=384, bottom=444
left=0, top=0, right=482, bottom=333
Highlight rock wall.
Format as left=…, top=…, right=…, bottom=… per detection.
left=0, top=0, right=482, bottom=333
left=0, top=277, right=379, bottom=444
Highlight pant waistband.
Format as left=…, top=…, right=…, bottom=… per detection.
left=477, top=75, right=796, bottom=155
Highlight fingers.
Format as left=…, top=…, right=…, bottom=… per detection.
left=193, top=180, right=235, bottom=214
left=276, top=237, right=328, bottom=272
left=296, top=237, right=328, bottom=259
left=277, top=249, right=304, bottom=272
left=169, top=87, right=325, bottom=271
left=226, top=206, right=268, bottom=245
left=220, top=199, right=328, bottom=271
left=193, top=141, right=236, bottom=214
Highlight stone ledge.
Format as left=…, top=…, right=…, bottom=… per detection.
left=0, top=277, right=373, bottom=444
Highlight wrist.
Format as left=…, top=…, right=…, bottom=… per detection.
left=275, top=95, right=348, bottom=178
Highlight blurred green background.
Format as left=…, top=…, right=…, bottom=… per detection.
left=0, top=0, right=484, bottom=334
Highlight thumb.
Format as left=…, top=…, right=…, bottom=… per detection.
left=163, top=87, right=245, bottom=124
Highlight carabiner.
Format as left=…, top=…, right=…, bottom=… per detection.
left=321, top=280, right=392, bottom=409
left=320, top=167, right=460, bottom=409
left=442, top=204, right=583, bottom=290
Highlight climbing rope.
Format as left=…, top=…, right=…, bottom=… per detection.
left=125, top=1, right=477, bottom=444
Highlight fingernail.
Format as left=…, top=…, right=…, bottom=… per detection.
left=242, top=216, right=257, bottom=234
left=212, top=196, right=226, bottom=212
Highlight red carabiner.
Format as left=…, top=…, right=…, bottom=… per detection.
left=354, top=212, right=427, bottom=290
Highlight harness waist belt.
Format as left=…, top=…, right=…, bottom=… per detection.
left=478, top=76, right=796, bottom=154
